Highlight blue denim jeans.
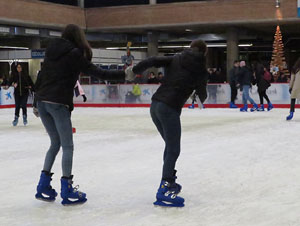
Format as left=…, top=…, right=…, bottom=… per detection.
left=37, top=101, right=73, bottom=177
left=150, top=100, right=181, bottom=182
left=242, top=85, right=256, bottom=105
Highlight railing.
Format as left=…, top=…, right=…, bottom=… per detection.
left=0, top=83, right=292, bottom=107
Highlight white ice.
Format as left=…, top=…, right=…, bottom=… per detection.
left=1, top=107, right=300, bottom=226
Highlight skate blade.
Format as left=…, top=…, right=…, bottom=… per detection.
left=35, top=193, right=56, bottom=202
left=61, top=198, right=87, bottom=206
left=153, top=200, right=184, bottom=208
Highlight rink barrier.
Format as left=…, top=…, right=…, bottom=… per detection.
left=0, top=103, right=296, bottom=109
left=0, top=83, right=295, bottom=108
left=74, top=103, right=294, bottom=108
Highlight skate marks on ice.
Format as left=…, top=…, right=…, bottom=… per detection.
left=1, top=108, right=300, bottom=226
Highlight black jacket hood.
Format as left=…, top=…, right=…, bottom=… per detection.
left=180, top=49, right=206, bottom=74
left=45, top=38, right=75, bottom=60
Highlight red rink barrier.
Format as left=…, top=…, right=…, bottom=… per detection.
left=0, top=104, right=296, bottom=109
left=73, top=103, right=294, bottom=108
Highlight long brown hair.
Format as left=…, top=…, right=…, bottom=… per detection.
left=62, top=24, right=92, bottom=61
left=292, top=57, right=300, bottom=74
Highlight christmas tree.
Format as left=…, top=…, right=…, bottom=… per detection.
left=270, top=25, right=289, bottom=79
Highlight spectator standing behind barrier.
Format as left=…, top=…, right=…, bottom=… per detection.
left=253, top=63, right=273, bottom=111
left=277, top=72, right=288, bottom=83
left=147, top=72, right=159, bottom=84
left=34, top=24, right=135, bottom=206
left=157, top=72, right=164, bottom=84
left=286, top=58, right=300, bottom=120
left=6, top=63, right=34, bottom=126
left=228, top=60, right=240, bottom=108
left=121, top=42, right=134, bottom=69
left=0, top=74, right=8, bottom=90
left=237, top=61, right=258, bottom=112
left=207, top=68, right=218, bottom=104
left=132, top=39, right=208, bottom=207
left=132, top=82, right=142, bottom=102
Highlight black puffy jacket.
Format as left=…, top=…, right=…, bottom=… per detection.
left=133, top=49, right=207, bottom=112
left=8, top=72, right=34, bottom=96
left=35, top=38, right=125, bottom=110
left=237, top=66, right=253, bottom=86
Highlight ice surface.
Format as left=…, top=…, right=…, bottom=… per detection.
left=1, top=107, right=300, bottom=226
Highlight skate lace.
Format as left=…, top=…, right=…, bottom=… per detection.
left=73, top=185, right=80, bottom=192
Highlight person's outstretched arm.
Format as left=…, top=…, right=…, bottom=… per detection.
left=73, top=49, right=129, bottom=82
left=133, top=56, right=173, bottom=74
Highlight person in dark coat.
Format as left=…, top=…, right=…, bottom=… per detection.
left=253, top=63, right=273, bottom=111
left=237, top=61, right=258, bottom=112
left=34, top=24, right=134, bottom=205
left=228, top=60, right=240, bottom=108
left=132, top=39, right=208, bottom=207
left=6, top=63, right=34, bottom=126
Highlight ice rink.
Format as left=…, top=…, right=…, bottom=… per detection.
left=1, top=107, right=300, bottom=226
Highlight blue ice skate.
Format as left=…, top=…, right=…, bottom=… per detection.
left=35, top=171, right=57, bottom=202
left=229, top=102, right=238, bottom=108
left=12, top=116, right=18, bottom=126
left=267, top=102, right=274, bottom=111
left=153, top=180, right=184, bottom=207
left=250, top=103, right=258, bottom=112
left=257, top=104, right=264, bottom=111
left=188, top=104, right=194, bottom=109
left=60, top=175, right=87, bottom=206
left=23, top=115, right=28, bottom=126
left=240, top=104, right=248, bottom=112
left=286, top=112, right=294, bottom=121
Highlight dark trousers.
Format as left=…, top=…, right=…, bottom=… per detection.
left=150, top=100, right=181, bottom=183
left=230, top=85, right=237, bottom=103
left=258, top=90, right=270, bottom=105
left=14, top=93, right=29, bottom=117
left=290, top=98, right=296, bottom=112
left=37, top=101, right=74, bottom=177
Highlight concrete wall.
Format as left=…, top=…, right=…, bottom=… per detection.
left=0, top=0, right=297, bottom=31
left=0, top=0, right=85, bottom=29
left=86, top=0, right=298, bottom=31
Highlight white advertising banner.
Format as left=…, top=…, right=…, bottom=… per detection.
left=0, top=84, right=292, bottom=106
left=0, top=87, right=15, bottom=105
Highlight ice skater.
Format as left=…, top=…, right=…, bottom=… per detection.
left=6, top=63, right=34, bottom=126
left=237, top=61, right=258, bottom=112
left=253, top=63, right=273, bottom=111
left=34, top=24, right=135, bottom=205
left=286, top=58, right=300, bottom=120
left=132, top=39, right=208, bottom=207
left=228, top=60, right=240, bottom=108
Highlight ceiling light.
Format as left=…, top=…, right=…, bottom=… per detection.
left=275, top=0, right=280, bottom=8
left=106, top=43, right=253, bottom=50
left=0, top=46, right=29, bottom=50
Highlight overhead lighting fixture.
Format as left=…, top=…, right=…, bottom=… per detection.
left=106, top=43, right=253, bottom=50
left=0, top=26, right=10, bottom=33
left=275, top=0, right=280, bottom=8
left=0, top=46, right=29, bottom=50
left=185, top=29, right=192, bottom=32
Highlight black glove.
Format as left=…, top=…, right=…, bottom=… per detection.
left=82, top=95, right=87, bottom=102
left=289, top=88, right=292, bottom=94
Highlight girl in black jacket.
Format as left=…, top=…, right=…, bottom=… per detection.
left=35, top=24, right=134, bottom=205
left=8, top=63, right=34, bottom=126
left=133, top=39, right=208, bottom=207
